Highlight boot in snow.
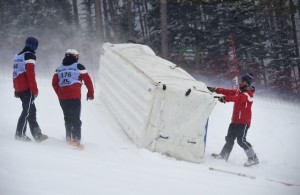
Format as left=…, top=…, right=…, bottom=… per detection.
left=69, top=140, right=84, bottom=150
left=212, top=151, right=230, bottom=161
left=35, top=134, right=48, bottom=143
left=244, top=155, right=259, bottom=167
left=244, top=148, right=259, bottom=167
left=15, top=134, right=32, bottom=142
left=212, top=153, right=226, bottom=160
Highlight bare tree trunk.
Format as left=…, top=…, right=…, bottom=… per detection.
left=95, top=0, right=104, bottom=42
left=160, top=0, right=168, bottom=59
left=102, top=0, right=111, bottom=41
left=290, top=0, right=300, bottom=83
left=127, top=0, right=133, bottom=40
left=144, top=0, right=149, bottom=13
left=108, top=0, right=118, bottom=42
left=84, top=0, right=93, bottom=33
left=136, top=0, right=145, bottom=37
left=290, top=0, right=299, bottom=57
left=298, top=0, right=300, bottom=19
left=260, top=58, right=268, bottom=85
left=142, top=0, right=149, bottom=37
left=72, top=0, right=79, bottom=28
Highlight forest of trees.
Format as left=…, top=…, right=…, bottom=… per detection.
left=0, top=0, right=300, bottom=94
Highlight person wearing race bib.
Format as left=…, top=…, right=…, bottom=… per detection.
left=52, top=49, right=94, bottom=148
left=13, top=36, right=48, bottom=142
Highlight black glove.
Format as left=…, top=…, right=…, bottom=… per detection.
left=207, top=86, right=216, bottom=93
left=87, top=93, right=94, bottom=101
left=218, top=96, right=226, bottom=103
left=87, top=96, right=94, bottom=100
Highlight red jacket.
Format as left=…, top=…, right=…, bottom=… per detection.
left=13, top=49, right=38, bottom=95
left=216, top=87, right=254, bottom=126
left=52, top=63, right=94, bottom=100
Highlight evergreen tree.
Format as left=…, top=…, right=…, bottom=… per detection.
left=0, top=0, right=299, bottom=92
left=267, top=0, right=295, bottom=90
left=80, top=0, right=96, bottom=39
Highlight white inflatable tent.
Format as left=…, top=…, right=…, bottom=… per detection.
left=99, top=43, right=216, bottom=163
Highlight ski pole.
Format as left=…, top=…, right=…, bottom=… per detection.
left=209, top=167, right=300, bottom=186
left=209, top=167, right=256, bottom=179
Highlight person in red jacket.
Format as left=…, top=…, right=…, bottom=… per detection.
left=208, top=73, right=259, bottom=167
left=52, top=49, right=94, bottom=149
left=13, top=37, right=48, bottom=142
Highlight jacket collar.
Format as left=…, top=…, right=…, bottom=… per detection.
left=18, top=46, right=35, bottom=55
left=239, top=85, right=255, bottom=92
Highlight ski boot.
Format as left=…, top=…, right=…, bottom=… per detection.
left=66, top=137, right=71, bottom=143
left=211, top=153, right=229, bottom=161
left=212, top=153, right=227, bottom=160
left=15, top=134, right=32, bottom=142
left=68, top=140, right=84, bottom=150
left=244, top=155, right=259, bottom=167
left=35, top=134, right=48, bottom=143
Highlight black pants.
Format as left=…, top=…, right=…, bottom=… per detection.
left=16, top=90, right=42, bottom=139
left=220, top=123, right=252, bottom=159
left=59, top=99, right=82, bottom=142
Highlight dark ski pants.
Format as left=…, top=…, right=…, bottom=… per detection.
left=16, top=90, right=42, bottom=139
left=59, top=99, right=82, bottom=142
left=220, top=123, right=252, bottom=160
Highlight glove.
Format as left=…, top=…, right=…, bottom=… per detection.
left=87, top=96, right=94, bottom=100
left=207, top=86, right=216, bottom=93
left=87, top=93, right=94, bottom=101
left=218, top=96, right=226, bottom=103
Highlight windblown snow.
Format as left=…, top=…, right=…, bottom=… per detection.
left=0, top=76, right=300, bottom=195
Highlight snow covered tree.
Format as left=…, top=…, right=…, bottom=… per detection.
left=95, top=0, right=104, bottom=42
left=160, top=0, right=168, bottom=59
left=72, top=0, right=80, bottom=29
left=0, top=0, right=75, bottom=75
left=80, top=0, right=96, bottom=38
left=266, top=0, right=295, bottom=90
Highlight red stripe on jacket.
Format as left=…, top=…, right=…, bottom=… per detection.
left=216, top=88, right=254, bottom=126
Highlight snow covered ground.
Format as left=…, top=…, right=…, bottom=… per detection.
left=0, top=76, right=300, bottom=195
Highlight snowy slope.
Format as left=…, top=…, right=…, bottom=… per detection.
left=0, top=78, right=300, bottom=195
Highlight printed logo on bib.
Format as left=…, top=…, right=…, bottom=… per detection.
left=60, top=72, right=72, bottom=85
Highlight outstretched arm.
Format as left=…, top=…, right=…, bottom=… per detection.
left=215, top=88, right=238, bottom=96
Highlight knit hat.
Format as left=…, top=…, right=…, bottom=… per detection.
left=25, top=37, right=39, bottom=51
left=241, top=73, right=254, bottom=86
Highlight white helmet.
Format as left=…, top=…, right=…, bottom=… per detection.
left=65, top=49, right=79, bottom=58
